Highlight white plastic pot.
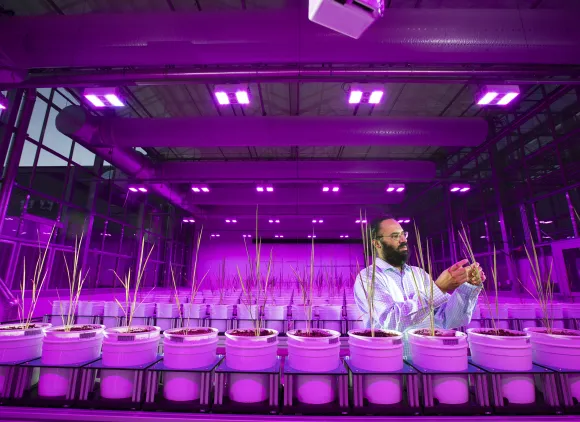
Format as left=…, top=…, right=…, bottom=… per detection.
left=0, top=323, right=51, bottom=396
left=209, top=304, right=232, bottom=333
left=467, top=328, right=534, bottom=404
left=563, top=305, right=580, bottom=329
left=132, top=303, right=156, bottom=326
left=264, top=305, right=286, bottom=333
left=50, top=301, right=70, bottom=326
left=318, top=305, right=343, bottom=332
left=525, top=327, right=580, bottom=402
left=236, top=305, right=259, bottom=330
left=156, top=303, right=180, bottom=331
left=103, top=301, right=124, bottom=329
left=224, top=329, right=279, bottom=403
left=182, top=303, right=204, bottom=328
left=291, top=306, right=309, bottom=330
left=287, top=329, right=341, bottom=405
left=467, top=305, right=481, bottom=329
left=481, top=304, right=509, bottom=329
left=101, top=326, right=161, bottom=399
left=163, top=327, right=219, bottom=402
left=348, top=329, right=403, bottom=404
left=508, top=304, right=537, bottom=329
left=346, top=304, right=364, bottom=330
left=38, top=324, right=104, bottom=397
left=77, top=301, right=104, bottom=325
left=408, top=329, right=469, bottom=405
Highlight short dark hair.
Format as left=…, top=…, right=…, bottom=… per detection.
left=370, top=215, right=395, bottom=239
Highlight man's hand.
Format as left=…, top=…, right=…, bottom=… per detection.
left=467, top=262, right=486, bottom=286
left=435, top=259, right=470, bottom=293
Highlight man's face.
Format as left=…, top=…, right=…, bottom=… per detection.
left=373, top=219, right=409, bottom=267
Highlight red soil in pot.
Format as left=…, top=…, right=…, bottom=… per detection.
left=351, top=329, right=399, bottom=338
left=0, top=324, right=42, bottom=330
left=474, top=329, right=526, bottom=337
left=229, top=329, right=274, bottom=337
left=54, top=325, right=99, bottom=332
left=292, top=329, right=333, bottom=338
left=414, top=329, right=457, bottom=337
left=171, top=328, right=213, bottom=335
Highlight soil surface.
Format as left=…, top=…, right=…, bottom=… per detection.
left=229, top=329, right=273, bottom=337
left=0, top=324, right=41, bottom=330
left=292, top=329, right=333, bottom=337
left=474, top=329, right=526, bottom=337
left=54, top=325, right=98, bottom=332
left=539, top=328, right=580, bottom=336
left=414, top=328, right=457, bottom=337
left=118, top=327, right=156, bottom=334
left=351, top=329, right=399, bottom=338
left=171, top=328, right=213, bottom=335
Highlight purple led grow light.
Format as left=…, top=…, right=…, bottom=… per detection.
left=476, top=85, right=520, bottom=106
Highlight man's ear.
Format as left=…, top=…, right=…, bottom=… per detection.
left=372, top=239, right=381, bottom=249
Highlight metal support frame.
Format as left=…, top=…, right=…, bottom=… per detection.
left=0, top=89, right=35, bottom=234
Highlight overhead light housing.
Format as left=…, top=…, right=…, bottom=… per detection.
left=0, top=93, right=7, bottom=111
left=214, top=84, right=251, bottom=105
left=348, top=83, right=385, bottom=104
left=386, top=183, right=405, bottom=193
left=450, top=183, right=470, bottom=193
left=309, top=0, right=384, bottom=39
left=192, top=185, right=210, bottom=193
left=355, top=219, right=367, bottom=224
left=83, top=87, right=124, bottom=108
left=322, top=185, right=340, bottom=192
left=129, top=185, right=147, bottom=193
left=476, top=85, right=520, bottom=106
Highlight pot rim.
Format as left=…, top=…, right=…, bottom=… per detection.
left=467, top=327, right=529, bottom=338
left=347, top=328, right=403, bottom=339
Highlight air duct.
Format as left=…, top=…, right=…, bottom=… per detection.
left=56, top=106, right=488, bottom=148
left=156, top=161, right=436, bottom=182
left=1, top=7, right=580, bottom=70
left=55, top=105, right=200, bottom=216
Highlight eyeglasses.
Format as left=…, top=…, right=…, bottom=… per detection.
left=376, top=231, right=408, bottom=241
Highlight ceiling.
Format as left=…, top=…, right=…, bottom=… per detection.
left=2, top=0, right=579, bottom=237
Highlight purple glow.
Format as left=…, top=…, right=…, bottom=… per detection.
left=404, top=219, right=410, bottom=223
left=477, top=92, right=498, bottom=105
left=332, top=186, right=339, bottom=192
left=232, top=219, right=237, bottom=223
left=192, top=187, right=201, bottom=192
left=183, top=218, right=189, bottom=223
left=322, top=186, right=330, bottom=192
left=0, top=104, right=6, bottom=110
left=396, top=187, right=405, bottom=192
left=312, top=219, right=317, bottom=223
left=369, top=90, right=384, bottom=104
left=308, top=235, right=316, bottom=238
left=138, top=187, right=147, bottom=192
left=386, top=187, right=395, bottom=192
left=257, top=186, right=265, bottom=192
left=85, top=94, right=105, bottom=107
left=243, top=234, right=252, bottom=238
left=210, top=233, right=220, bottom=238
left=104, top=94, right=124, bottom=107
left=460, top=187, right=470, bottom=192
left=275, top=235, right=284, bottom=238
left=269, top=219, right=274, bottom=223
left=477, top=85, right=520, bottom=106
left=355, top=219, right=367, bottom=224
left=497, top=92, right=519, bottom=105
left=235, top=91, right=250, bottom=104
left=319, top=219, right=323, bottom=223
left=129, top=187, right=138, bottom=192
left=215, top=92, right=229, bottom=105
left=225, top=219, right=231, bottom=223
left=340, top=235, right=349, bottom=238
left=349, top=90, right=363, bottom=104
left=540, top=220, right=553, bottom=224
left=451, top=187, right=460, bottom=192
left=266, top=186, right=274, bottom=192
left=275, top=219, right=280, bottom=223
left=201, top=187, right=210, bottom=193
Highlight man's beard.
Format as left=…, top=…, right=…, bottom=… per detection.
left=380, top=241, right=409, bottom=267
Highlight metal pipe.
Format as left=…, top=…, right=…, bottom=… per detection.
left=9, top=66, right=580, bottom=88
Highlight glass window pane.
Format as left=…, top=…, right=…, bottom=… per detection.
left=72, top=143, right=95, bottom=166
left=19, top=140, right=38, bottom=167
left=43, top=108, right=72, bottom=159
left=28, top=98, right=48, bottom=140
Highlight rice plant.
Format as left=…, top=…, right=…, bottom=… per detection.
left=112, top=236, right=155, bottom=331
left=18, top=226, right=56, bottom=329
left=355, top=210, right=378, bottom=337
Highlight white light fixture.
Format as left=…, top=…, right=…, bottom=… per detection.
left=450, top=183, right=470, bottom=193
left=386, top=183, right=405, bottom=193
left=348, top=83, right=385, bottom=104
left=83, top=87, right=124, bottom=108
left=214, top=84, right=251, bottom=105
